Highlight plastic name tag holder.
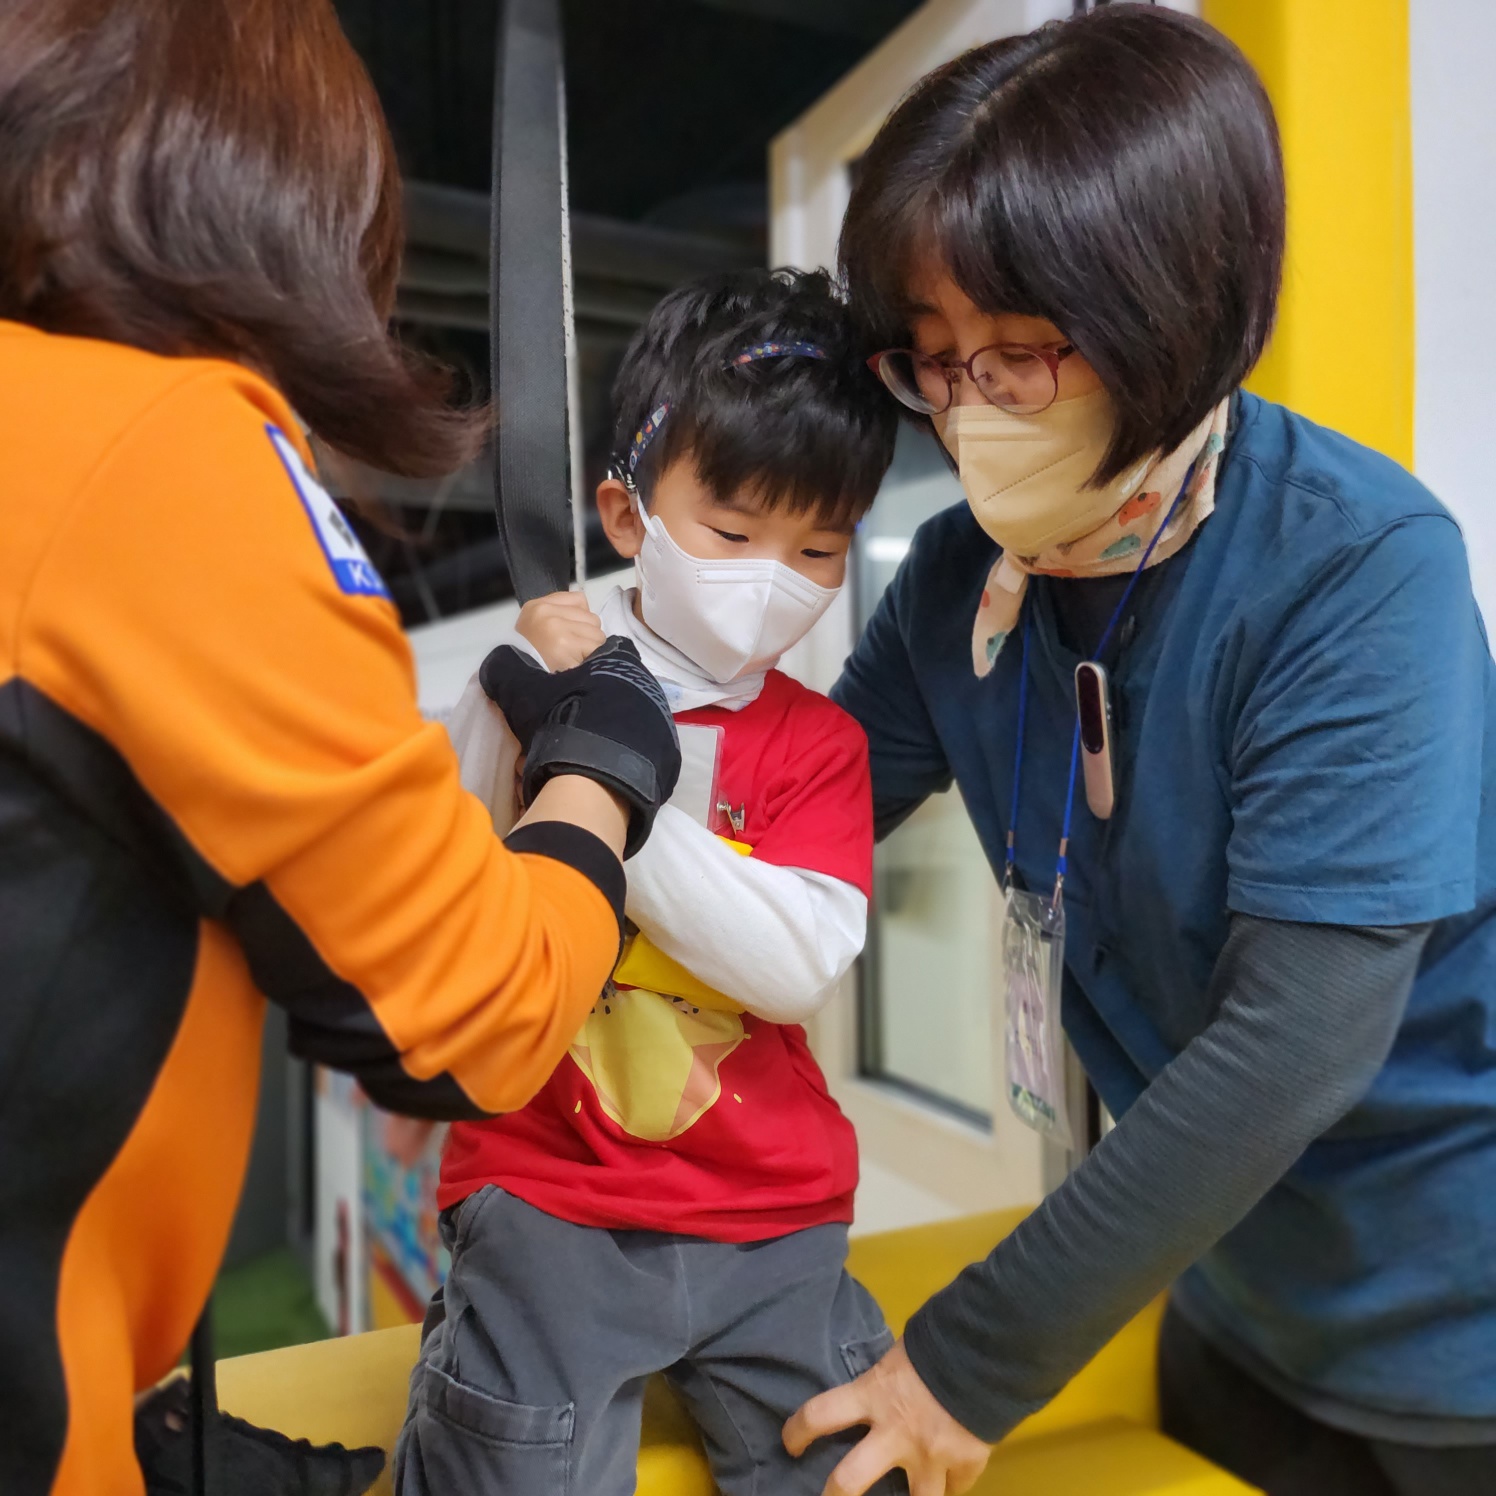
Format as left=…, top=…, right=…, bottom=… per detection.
left=672, top=723, right=724, bottom=829
left=1001, top=881, right=1072, bottom=1148
left=999, top=607, right=1076, bottom=1149
left=997, top=468, right=1194, bottom=1147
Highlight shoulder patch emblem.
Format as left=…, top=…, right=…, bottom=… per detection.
left=266, top=425, right=390, bottom=600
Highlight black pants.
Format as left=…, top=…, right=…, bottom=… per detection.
left=1158, top=1304, right=1496, bottom=1496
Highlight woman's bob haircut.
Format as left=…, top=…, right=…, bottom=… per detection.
left=0, top=0, right=484, bottom=478
left=840, top=4, right=1285, bottom=485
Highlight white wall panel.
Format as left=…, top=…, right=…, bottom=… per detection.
left=1412, top=0, right=1496, bottom=628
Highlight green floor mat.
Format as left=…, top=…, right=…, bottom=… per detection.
left=213, top=1247, right=330, bottom=1360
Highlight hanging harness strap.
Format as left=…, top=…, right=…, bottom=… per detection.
left=490, top=0, right=578, bottom=603
left=189, top=1305, right=217, bottom=1495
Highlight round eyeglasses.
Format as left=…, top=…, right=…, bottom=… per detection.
left=866, top=341, right=1077, bottom=417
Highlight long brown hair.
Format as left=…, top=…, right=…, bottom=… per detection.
left=0, top=0, right=486, bottom=477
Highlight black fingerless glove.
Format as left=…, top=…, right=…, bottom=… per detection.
left=479, top=636, right=680, bottom=858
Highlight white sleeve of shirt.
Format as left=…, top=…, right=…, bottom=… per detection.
left=624, top=804, right=867, bottom=1025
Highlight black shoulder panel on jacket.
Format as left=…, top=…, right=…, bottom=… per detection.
left=0, top=680, right=198, bottom=1491
left=1, top=680, right=487, bottom=1118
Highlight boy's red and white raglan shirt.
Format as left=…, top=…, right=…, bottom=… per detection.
left=441, top=668, right=873, bottom=1242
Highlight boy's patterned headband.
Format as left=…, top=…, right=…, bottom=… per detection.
left=623, top=342, right=829, bottom=479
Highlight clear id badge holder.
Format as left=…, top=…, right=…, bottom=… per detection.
left=671, top=723, right=724, bottom=830
left=995, top=465, right=1192, bottom=1148
left=998, top=607, right=1074, bottom=1148
left=1000, top=879, right=1072, bottom=1148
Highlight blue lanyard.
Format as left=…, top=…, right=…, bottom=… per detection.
left=1004, top=467, right=1196, bottom=906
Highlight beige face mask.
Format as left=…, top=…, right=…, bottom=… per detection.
left=935, top=390, right=1154, bottom=557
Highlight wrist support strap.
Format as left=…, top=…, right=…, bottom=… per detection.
left=522, top=722, right=663, bottom=859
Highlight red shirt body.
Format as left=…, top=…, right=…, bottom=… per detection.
left=440, top=670, right=872, bottom=1241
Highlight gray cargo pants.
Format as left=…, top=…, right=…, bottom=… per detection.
left=393, top=1186, right=907, bottom=1495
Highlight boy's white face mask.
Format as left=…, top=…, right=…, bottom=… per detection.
left=633, top=500, right=839, bottom=684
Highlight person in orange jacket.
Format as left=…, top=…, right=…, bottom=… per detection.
left=0, top=3, right=680, bottom=1493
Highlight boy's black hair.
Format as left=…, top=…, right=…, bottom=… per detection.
left=610, top=267, right=898, bottom=529
left=839, top=4, right=1284, bottom=487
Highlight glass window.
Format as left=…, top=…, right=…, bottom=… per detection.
left=853, top=424, right=998, bottom=1126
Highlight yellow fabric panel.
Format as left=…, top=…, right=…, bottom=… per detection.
left=216, top=1324, right=717, bottom=1496
left=1202, top=0, right=1413, bottom=467
left=846, top=1208, right=1030, bottom=1338
left=219, top=1209, right=1243, bottom=1496
left=219, top=1337, right=1259, bottom=1496
left=638, top=1378, right=718, bottom=1496
left=980, top=1419, right=1259, bottom=1494
left=845, top=1208, right=1164, bottom=1443
left=218, top=1325, right=423, bottom=1496
left=614, top=936, right=746, bottom=1014
left=367, top=1262, right=416, bottom=1334
left=613, top=838, right=753, bottom=1013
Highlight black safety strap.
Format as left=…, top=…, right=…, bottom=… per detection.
left=189, top=1303, right=217, bottom=1496
left=490, top=0, right=578, bottom=603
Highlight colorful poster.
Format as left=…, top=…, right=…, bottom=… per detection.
left=363, top=1114, right=448, bottom=1329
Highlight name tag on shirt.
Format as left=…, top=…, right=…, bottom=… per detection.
left=671, top=724, right=723, bottom=829
left=266, top=426, right=391, bottom=600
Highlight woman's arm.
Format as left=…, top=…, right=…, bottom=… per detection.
left=787, top=916, right=1428, bottom=1495
left=902, top=915, right=1428, bottom=1440
left=23, top=370, right=659, bottom=1119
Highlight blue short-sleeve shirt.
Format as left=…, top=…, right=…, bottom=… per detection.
left=834, top=393, right=1496, bottom=1422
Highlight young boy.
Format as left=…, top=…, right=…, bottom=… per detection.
left=395, top=269, right=902, bottom=1495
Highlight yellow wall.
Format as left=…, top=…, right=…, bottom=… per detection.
left=1202, top=0, right=1413, bottom=467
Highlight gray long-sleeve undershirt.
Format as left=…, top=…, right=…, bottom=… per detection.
left=903, top=915, right=1431, bottom=1444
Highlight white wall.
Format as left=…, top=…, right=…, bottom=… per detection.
left=1412, top=0, right=1496, bottom=629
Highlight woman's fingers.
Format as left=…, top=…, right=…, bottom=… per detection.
left=786, top=1339, right=993, bottom=1496
left=822, top=1429, right=900, bottom=1496
left=784, top=1381, right=867, bottom=1456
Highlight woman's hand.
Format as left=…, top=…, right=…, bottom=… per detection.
left=517, top=591, right=608, bottom=671
left=783, top=1339, right=991, bottom=1496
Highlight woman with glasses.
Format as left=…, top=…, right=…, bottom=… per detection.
left=784, top=8, right=1496, bottom=1496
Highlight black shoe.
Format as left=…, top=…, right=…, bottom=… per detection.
left=136, top=1378, right=386, bottom=1496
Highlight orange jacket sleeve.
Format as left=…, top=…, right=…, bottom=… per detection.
left=20, top=362, right=621, bottom=1117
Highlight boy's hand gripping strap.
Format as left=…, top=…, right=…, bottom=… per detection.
left=491, top=0, right=577, bottom=603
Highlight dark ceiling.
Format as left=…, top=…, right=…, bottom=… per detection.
left=336, top=0, right=919, bottom=237
left=331, top=0, right=921, bottom=625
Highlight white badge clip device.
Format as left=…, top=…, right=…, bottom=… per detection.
left=1075, top=661, right=1116, bottom=819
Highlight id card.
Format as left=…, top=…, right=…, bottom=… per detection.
left=670, top=724, right=723, bottom=829
left=1001, top=885, right=1072, bottom=1147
